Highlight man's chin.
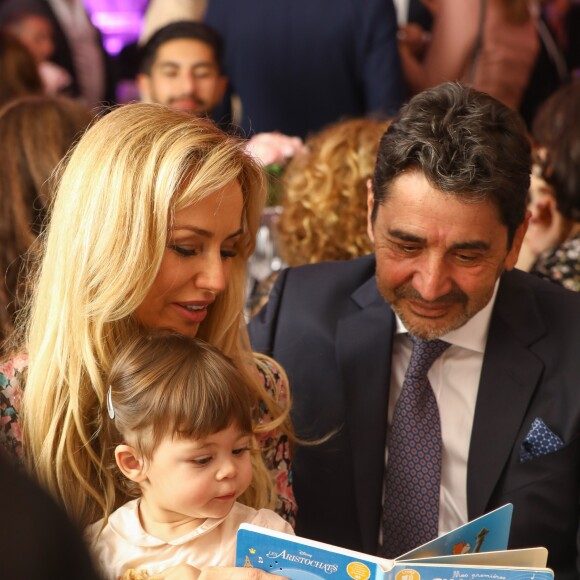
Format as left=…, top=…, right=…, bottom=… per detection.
left=170, top=101, right=208, bottom=114
left=393, top=304, right=468, bottom=340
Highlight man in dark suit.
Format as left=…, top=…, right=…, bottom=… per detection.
left=205, top=0, right=405, bottom=139
left=250, top=82, right=580, bottom=579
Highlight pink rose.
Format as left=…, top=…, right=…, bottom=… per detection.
left=245, top=132, right=306, bottom=166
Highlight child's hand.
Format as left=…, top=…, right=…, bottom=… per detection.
left=148, top=564, right=201, bottom=579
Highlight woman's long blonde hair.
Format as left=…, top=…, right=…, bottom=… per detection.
left=18, top=103, right=288, bottom=527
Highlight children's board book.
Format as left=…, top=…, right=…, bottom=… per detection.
left=236, top=504, right=553, bottom=580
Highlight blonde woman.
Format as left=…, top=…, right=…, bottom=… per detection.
left=398, top=0, right=539, bottom=110
left=0, top=103, right=294, bottom=579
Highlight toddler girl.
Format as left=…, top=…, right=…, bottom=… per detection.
left=85, top=334, right=293, bottom=579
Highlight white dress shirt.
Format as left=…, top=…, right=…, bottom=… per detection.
left=385, top=283, right=499, bottom=537
left=393, top=0, right=410, bottom=25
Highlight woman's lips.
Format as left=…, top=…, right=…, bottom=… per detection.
left=173, top=302, right=212, bottom=323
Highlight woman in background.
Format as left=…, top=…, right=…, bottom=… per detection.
left=249, top=118, right=389, bottom=316
left=398, top=0, right=538, bottom=110
left=0, top=94, right=92, bottom=352
left=516, top=81, right=580, bottom=291
left=0, top=30, right=43, bottom=107
left=0, top=2, right=72, bottom=95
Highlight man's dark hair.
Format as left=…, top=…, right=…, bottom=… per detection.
left=138, top=21, right=224, bottom=75
left=371, top=82, right=531, bottom=246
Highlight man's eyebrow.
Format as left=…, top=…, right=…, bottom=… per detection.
left=449, top=241, right=490, bottom=251
left=173, top=226, right=243, bottom=240
left=155, top=61, right=216, bottom=70
left=155, top=61, right=180, bottom=69
left=387, top=229, right=426, bottom=244
left=191, top=62, right=217, bottom=70
left=387, top=229, right=490, bottom=251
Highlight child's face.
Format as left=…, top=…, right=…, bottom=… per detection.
left=140, top=424, right=253, bottom=525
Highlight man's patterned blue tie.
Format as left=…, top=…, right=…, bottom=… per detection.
left=380, top=336, right=450, bottom=558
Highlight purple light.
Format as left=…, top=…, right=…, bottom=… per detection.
left=83, top=0, right=148, bottom=55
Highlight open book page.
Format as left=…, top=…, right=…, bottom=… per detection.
left=410, top=547, right=548, bottom=568
left=398, top=504, right=513, bottom=560
left=236, top=504, right=553, bottom=579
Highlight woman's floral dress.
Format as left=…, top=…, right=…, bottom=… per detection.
left=530, top=234, right=580, bottom=293
left=0, top=354, right=296, bottom=527
left=0, top=354, right=27, bottom=462
left=254, top=356, right=297, bottom=526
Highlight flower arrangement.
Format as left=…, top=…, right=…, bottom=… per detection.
left=245, top=132, right=306, bottom=205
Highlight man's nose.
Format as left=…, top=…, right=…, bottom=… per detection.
left=412, top=255, right=452, bottom=301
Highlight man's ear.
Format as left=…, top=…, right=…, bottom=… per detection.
left=367, top=178, right=376, bottom=243
left=505, top=211, right=531, bottom=271
left=115, top=444, right=147, bottom=483
left=136, top=73, right=152, bottom=102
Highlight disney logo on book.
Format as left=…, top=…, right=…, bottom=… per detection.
left=264, top=549, right=339, bottom=574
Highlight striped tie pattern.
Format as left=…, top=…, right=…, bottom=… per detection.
left=380, top=336, right=450, bottom=558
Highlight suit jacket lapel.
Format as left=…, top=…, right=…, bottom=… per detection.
left=336, top=277, right=395, bottom=553
left=467, top=272, right=547, bottom=518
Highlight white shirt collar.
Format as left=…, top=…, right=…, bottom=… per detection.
left=394, top=280, right=500, bottom=353
left=109, top=498, right=227, bottom=547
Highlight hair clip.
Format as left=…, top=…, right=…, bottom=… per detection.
left=106, top=385, right=115, bottom=419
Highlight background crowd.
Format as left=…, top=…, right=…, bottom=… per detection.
left=0, top=0, right=579, bottom=579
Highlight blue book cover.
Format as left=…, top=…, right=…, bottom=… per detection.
left=235, top=504, right=553, bottom=580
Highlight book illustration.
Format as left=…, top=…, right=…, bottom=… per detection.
left=398, top=505, right=511, bottom=560
left=236, top=504, right=553, bottom=580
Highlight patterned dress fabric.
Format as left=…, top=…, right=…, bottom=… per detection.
left=530, top=233, right=580, bottom=293
left=381, top=337, right=450, bottom=558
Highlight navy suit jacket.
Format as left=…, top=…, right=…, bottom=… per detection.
left=205, top=0, right=405, bottom=138
left=249, top=255, right=580, bottom=579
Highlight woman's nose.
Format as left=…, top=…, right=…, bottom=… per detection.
left=197, top=254, right=227, bottom=294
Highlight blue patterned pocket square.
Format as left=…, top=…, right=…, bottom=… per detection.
left=519, top=417, right=564, bottom=463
